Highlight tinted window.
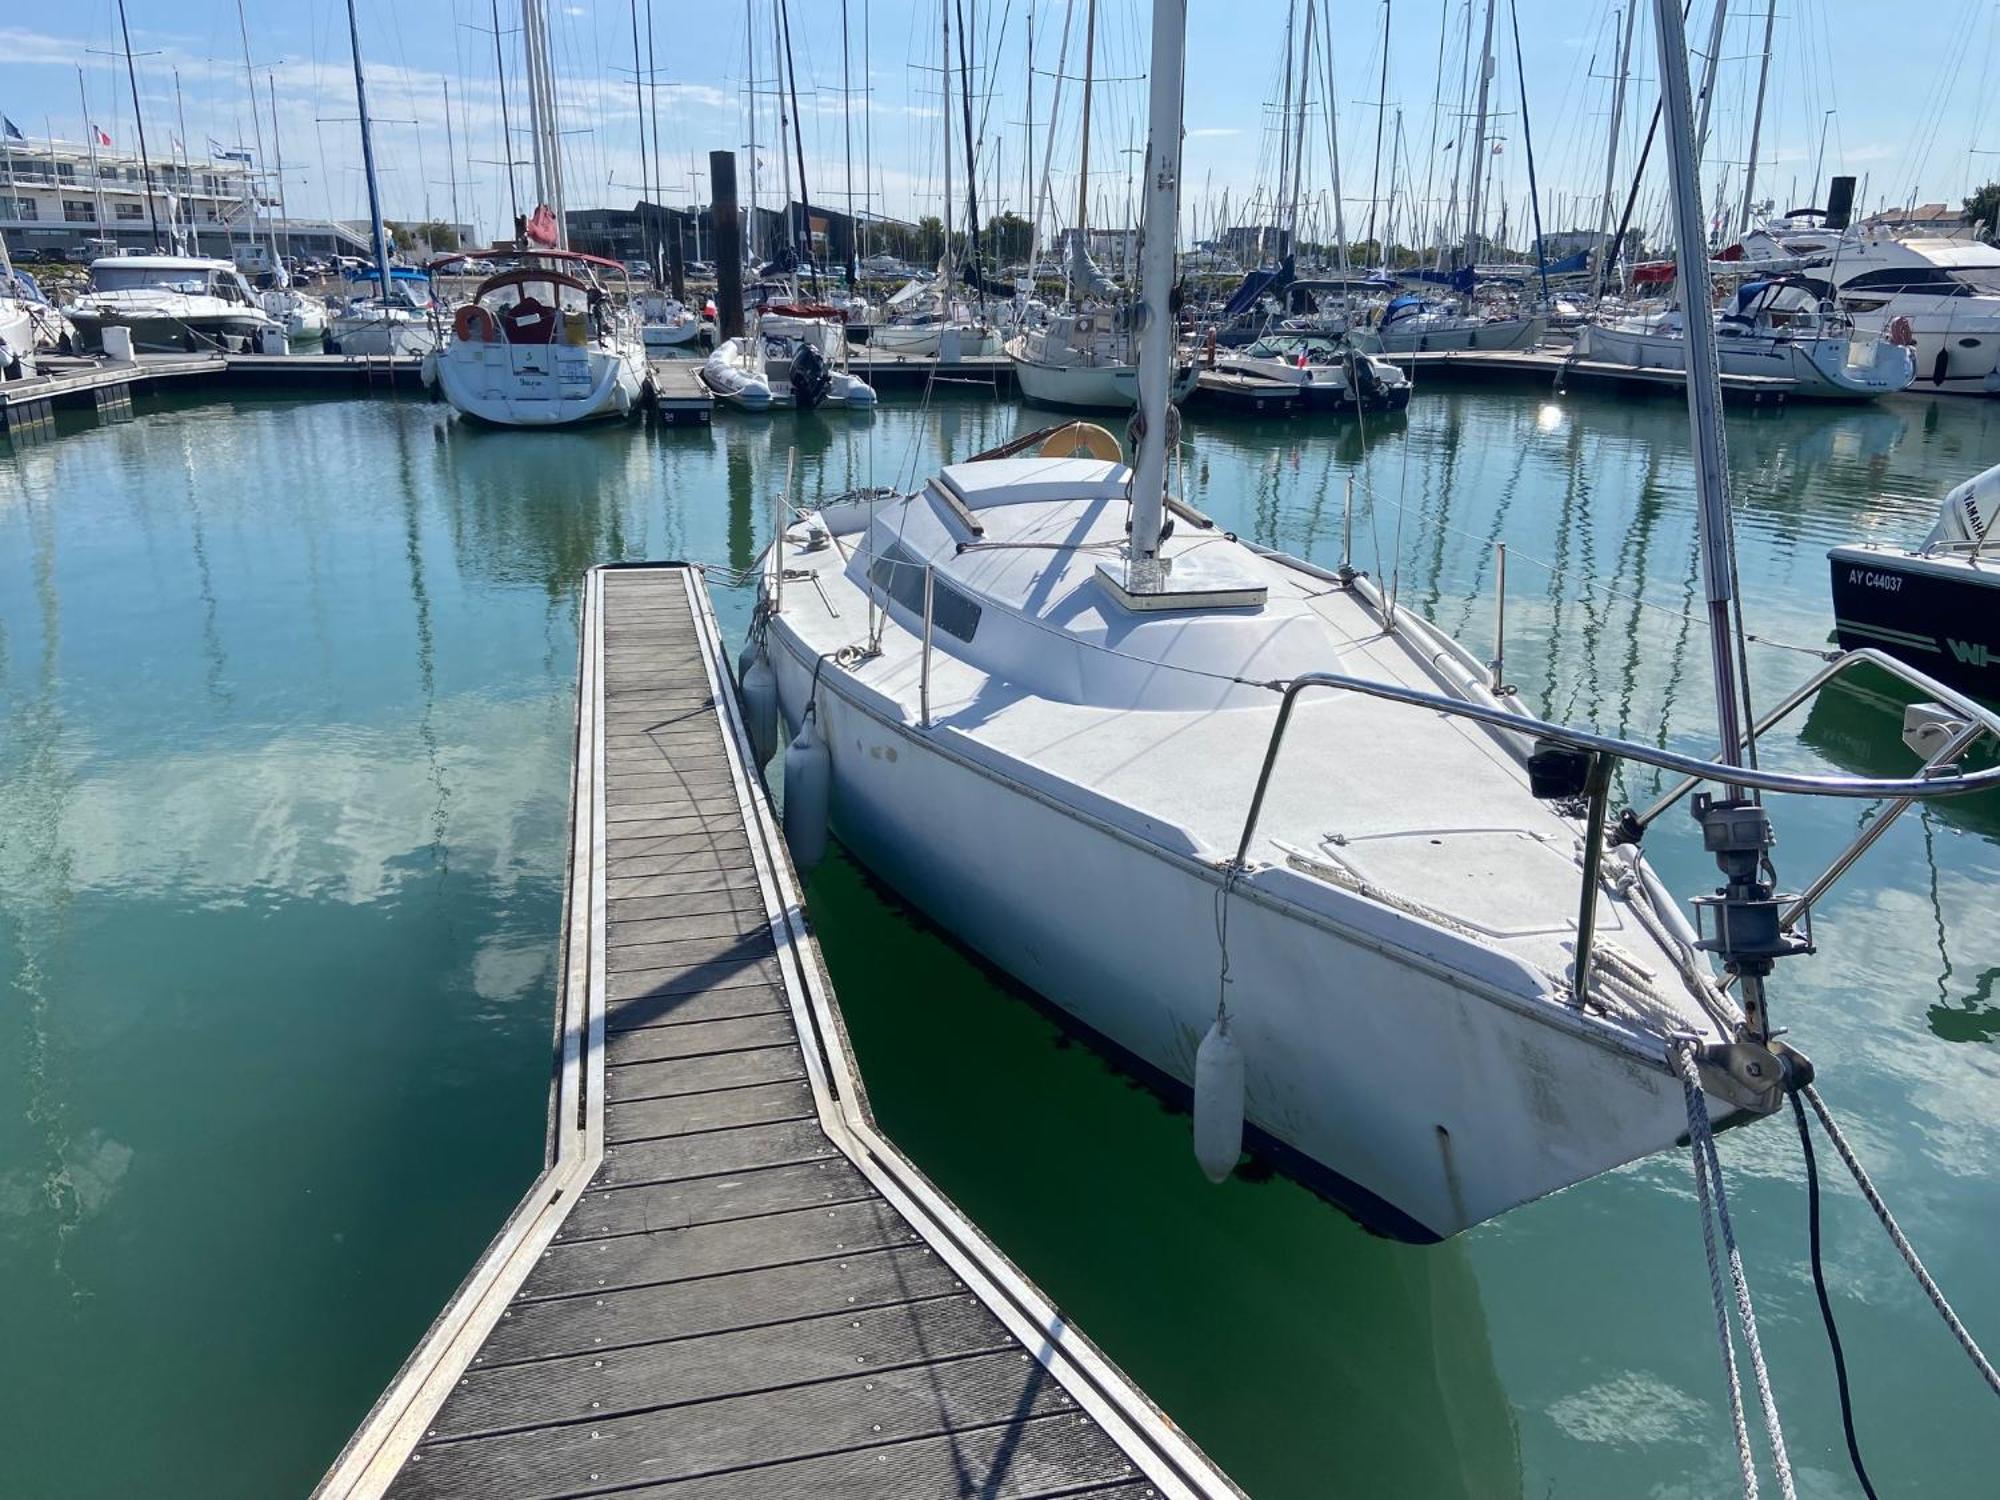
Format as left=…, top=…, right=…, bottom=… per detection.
left=867, top=543, right=982, bottom=643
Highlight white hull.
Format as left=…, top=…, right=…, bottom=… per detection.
left=754, top=458, right=1743, bottom=1240
left=425, top=337, right=646, bottom=426
left=701, top=336, right=877, bottom=412
left=1849, top=306, right=2000, bottom=394
left=1575, top=322, right=1915, bottom=399
left=1008, top=340, right=1200, bottom=410
left=0, top=300, right=36, bottom=377
left=642, top=319, right=701, bottom=350
left=1353, top=314, right=1545, bottom=354
left=69, top=305, right=275, bottom=353
left=328, top=314, right=438, bottom=357
left=870, top=322, right=1001, bottom=359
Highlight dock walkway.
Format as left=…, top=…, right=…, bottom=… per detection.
left=315, top=563, right=1232, bottom=1500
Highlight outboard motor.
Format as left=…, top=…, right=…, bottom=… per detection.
left=790, top=340, right=832, bottom=411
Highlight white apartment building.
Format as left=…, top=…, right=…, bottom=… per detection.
left=2, top=136, right=370, bottom=261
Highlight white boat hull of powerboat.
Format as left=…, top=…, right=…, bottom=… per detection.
left=67, top=295, right=277, bottom=354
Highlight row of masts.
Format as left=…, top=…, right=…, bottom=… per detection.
left=69, top=0, right=1802, bottom=297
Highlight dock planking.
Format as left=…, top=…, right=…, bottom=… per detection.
left=316, top=563, right=1236, bottom=1500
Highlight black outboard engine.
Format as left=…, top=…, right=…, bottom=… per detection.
left=790, top=340, right=833, bottom=411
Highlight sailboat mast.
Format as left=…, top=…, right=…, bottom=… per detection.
left=1737, top=0, right=1776, bottom=232
left=745, top=0, right=759, bottom=261
left=1366, top=0, right=1392, bottom=254
left=343, top=0, right=395, bottom=293
left=940, top=0, right=954, bottom=284
left=114, top=0, right=161, bottom=244
left=1691, top=0, right=1728, bottom=167
left=630, top=0, right=653, bottom=272
left=1588, top=1, right=1637, bottom=297
left=234, top=0, right=282, bottom=272
left=1032, top=0, right=1077, bottom=276
left=1275, top=0, right=1296, bottom=263
left=78, top=69, right=109, bottom=243
left=1076, top=0, right=1096, bottom=246
left=1287, top=0, right=1315, bottom=256
left=646, top=0, right=664, bottom=273
left=1462, top=0, right=1496, bottom=267
left=269, top=75, right=292, bottom=262
left=1650, top=0, right=1749, bottom=776
left=443, top=80, right=461, bottom=248
left=842, top=0, right=857, bottom=283
left=490, top=0, right=520, bottom=229
left=1128, top=0, right=1186, bottom=570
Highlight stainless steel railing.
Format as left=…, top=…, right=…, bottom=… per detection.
left=1231, top=653, right=2000, bottom=1011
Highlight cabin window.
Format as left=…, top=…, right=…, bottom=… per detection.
left=867, top=542, right=982, bottom=643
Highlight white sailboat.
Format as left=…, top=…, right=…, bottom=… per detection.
left=421, top=251, right=647, bottom=425
left=749, top=0, right=1785, bottom=1241
left=327, top=0, right=438, bottom=360
left=1005, top=0, right=1189, bottom=411
left=1575, top=276, right=1914, bottom=399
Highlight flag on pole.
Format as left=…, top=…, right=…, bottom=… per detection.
left=94, top=125, right=113, bottom=147
left=2, top=116, right=25, bottom=142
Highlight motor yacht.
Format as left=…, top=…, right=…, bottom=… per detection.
left=65, top=256, right=279, bottom=354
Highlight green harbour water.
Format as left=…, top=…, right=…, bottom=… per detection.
left=3, top=382, right=1997, bottom=1497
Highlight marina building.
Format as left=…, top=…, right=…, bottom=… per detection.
left=2, top=135, right=371, bottom=262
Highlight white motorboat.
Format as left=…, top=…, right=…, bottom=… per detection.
left=1829, top=460, right=2000, bottom=696
left=1214, top=334, right=1412, bottom=412
left=1006, top=311, right=1198, bottom=410
left=1350, top=293, right=1545, bottom=354
left=65, top=256, right=280, bottom=353
left=420, top=251, right=647, bottom=426
left=1735, top=222, right=2000, bottom=394
left=1575, top=277, right=1915, bottom=399
left=701, top=307, right=877, bottom=412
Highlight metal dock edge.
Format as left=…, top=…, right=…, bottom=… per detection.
left=315, top=562, right=1239, bottom=1500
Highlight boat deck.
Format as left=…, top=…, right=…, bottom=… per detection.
left=314, top=563, right=1232, bottom=1500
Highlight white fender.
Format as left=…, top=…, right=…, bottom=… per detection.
left=740, top=648, right=779, bottom=766
left=1193, top=1009, right=1245, bottom=1184
left=782, top=708, right=831, bottom=871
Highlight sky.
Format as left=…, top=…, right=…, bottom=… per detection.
left=2, top=1, right=1996, bottom=251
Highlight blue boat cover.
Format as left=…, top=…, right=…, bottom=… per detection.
left=1222, top=254, right=1295, bottom=320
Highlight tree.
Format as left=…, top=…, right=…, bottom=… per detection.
left=917, top=215, right=944, bottom=265
left=988, top=212, right=1033, bottom=266
left=1964, top=183, right=2000, bottom=245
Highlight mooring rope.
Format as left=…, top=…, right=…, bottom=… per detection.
left=1675, top=1040, right=1797, bottom=1500
left=1802, top=1083, right=2000, bottom=1401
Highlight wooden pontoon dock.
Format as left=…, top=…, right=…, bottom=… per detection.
left=313, top=563, right=1235, bottom=1500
